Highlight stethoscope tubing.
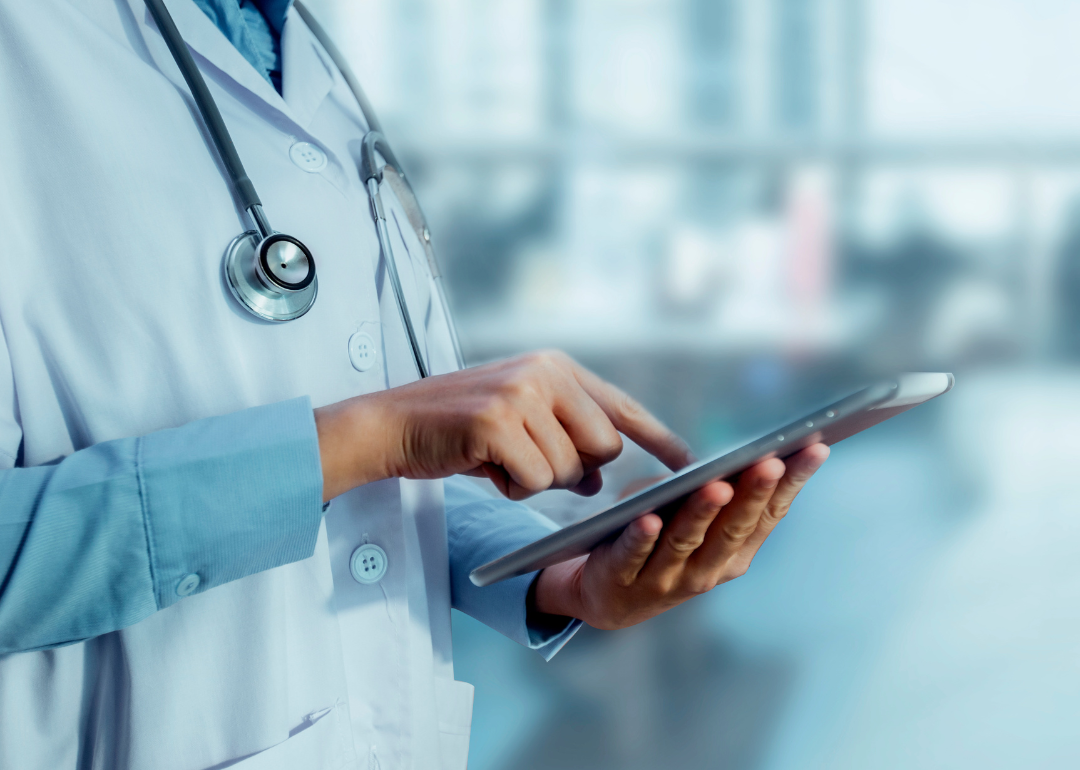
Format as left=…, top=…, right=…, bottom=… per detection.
left=367, top=175, right=430, bottom=379
left=142, top=0, right=464, bottom=377
left=296, top=3, right=468, bottom=374
left=143, top=0, right=264, bottom=227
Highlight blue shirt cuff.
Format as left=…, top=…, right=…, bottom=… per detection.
left=0, top=397, right=324, bottom=653
left=445, top=477, right=582, bottom=660
left=139, top=397, right=324, bottom=609
left=525, top=575, right=584, bottom=660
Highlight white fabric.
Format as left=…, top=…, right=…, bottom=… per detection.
left=0, top=1, right=471, bottom=767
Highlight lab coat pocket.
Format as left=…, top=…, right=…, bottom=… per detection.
left=435, top=678, right=475, bottom=770
left=228, top=704, right=354, bottom=770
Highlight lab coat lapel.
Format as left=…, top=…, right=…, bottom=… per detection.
left=281, top=7, right=335, bottom=129
left=132, top=0, right=295, bottom=125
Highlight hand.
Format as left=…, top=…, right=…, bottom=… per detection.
left=531, top=444, right=830, bottom=629
left=314, top=350, right=693, bottom=502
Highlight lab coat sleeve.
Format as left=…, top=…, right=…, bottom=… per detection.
left=445, top=476, right=582, bottom=661
left=0, top=398, right=324, bottom=654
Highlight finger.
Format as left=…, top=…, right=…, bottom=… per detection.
left=637, top=481, right=733, bottom=587
left=484, top=424, right=555, bottom=500
left=603, top=514, right=664, bottom=587
left=570, top=363, right=694, bottom=471
left=547, top=368, right=625, bottom=472
left=740, top=444, right=829, bottom=553
left=570, top=468, right=604, bottom=497
left=523, top=409, right=585, bottom=490
left=691, top=457, right=786, bottom=568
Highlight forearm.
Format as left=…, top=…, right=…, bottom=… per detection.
left=0, top=398, right=323, bottom=653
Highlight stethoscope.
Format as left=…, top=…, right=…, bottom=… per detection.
left=143, top=0, right=464, bottom=379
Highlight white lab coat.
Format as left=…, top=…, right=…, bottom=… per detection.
left=0, top=1, right=514, bottom=768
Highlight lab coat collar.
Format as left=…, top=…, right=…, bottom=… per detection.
left=129, top=0, right=351, bottom=196
left=281, top=5, right=336, bottom=129
left=137, top=0, right=285, bottom=112
left=133, top=0, right=333, bottom=132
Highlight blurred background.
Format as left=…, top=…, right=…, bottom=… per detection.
left=307, top=0, right=1080, bottom=767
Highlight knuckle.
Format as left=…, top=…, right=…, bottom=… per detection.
left=618, top=391, right=646, bottom=420
left=538, top=348, right=571, bottom=367
left=522, top=349, right=561, bottom=374
left=651, top=576, right=676, bottom=597
left=519, top=351, right=546, bottom=370
left=500, top=376, right=536, bottom=403
left=474, top=396, right=512, bottom=428
left=685, top=577, right=716, bottom=596
left=666, top=533, right=704, bottom=555
left=718, top=559, right=750, bottom=581
left=721, top=520, right=757, bottom=543
left=765, top=501, right=791, bottom=522
left=728, top=563, right=749, bottom=580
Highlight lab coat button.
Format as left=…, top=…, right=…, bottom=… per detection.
left=289, top=141, right=328, bottom=173
left=348, top=331, right=378, bottom=372
left=350, top=544, right=388, bottom=584
left=176, top=573, right=201, bottom=597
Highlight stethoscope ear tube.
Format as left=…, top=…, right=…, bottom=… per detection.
left=359, top=132, right=402, bottom=186
left=381, top=168, right=467, bottom=370
left=367, top=176, right=430, bottom=379
left=361, top=135, right=466, bottom=374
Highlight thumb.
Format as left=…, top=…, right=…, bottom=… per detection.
left=607, top=514, right=663, bottom=587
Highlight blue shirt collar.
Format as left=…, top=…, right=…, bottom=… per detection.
left=193, top=0, right=293, bottom=34
left=192, top=0, right=293, bottom=91
left=253, top=0, right=293, bottom=35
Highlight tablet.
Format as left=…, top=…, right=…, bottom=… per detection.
left=469, top=372, right=954, bottom=587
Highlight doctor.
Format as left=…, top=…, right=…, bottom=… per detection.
left=0, top=1, right=829, bottom=768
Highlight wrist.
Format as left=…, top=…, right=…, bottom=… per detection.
left=532, top=558, right=586, bottom=621
left=315, top=392, right=402, bottom=501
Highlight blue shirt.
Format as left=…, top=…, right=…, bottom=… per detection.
left=193, top=0, right=293, bottom=92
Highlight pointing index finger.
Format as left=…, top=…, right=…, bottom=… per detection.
left=570, top=363, right=695, bottom=472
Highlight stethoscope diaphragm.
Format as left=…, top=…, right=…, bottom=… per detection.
left=224, top=231, right=318, bottom=322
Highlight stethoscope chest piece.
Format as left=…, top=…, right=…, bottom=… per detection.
left=224, top=231, right=318, bottom=322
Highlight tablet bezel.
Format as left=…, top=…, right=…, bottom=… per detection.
left=469, top=373, right=953, bottom=587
